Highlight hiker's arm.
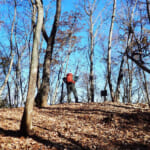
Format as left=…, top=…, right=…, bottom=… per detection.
left=63, top=77, right=67, bottom=83
left=74, top=76, right=79, bottom=82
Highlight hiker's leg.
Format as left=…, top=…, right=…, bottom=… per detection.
left=72, top=84, right=78, bottom=103
left=67, top=84, right=71, bottom=103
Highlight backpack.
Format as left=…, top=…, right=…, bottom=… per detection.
left=66, top=73, right=75, bottom=84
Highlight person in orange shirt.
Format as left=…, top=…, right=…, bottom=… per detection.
left=63, top=73, right=78, bottom=103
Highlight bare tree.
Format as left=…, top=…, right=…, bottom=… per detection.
left=0, top=0, right=16, bottom=97
left=142, top=70, right=150, bottom=105
left=35, top=0, right=61, bottom=107
left=126, top=0, right=150, bottom=73
left=83, top=0, right=103, bottom=102
left=114, top=0, right=138, bottom=102
left=20, top=0, right=43, bottom=136
left=146, top=0, right=150, bottom=23
left=107, top=0, right=116, bottom=102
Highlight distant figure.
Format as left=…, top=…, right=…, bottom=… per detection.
left=63, top=73, right=79, bottom=103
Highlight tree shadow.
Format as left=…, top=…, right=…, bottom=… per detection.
left=34, top=125, right=90, bottom=150
left=29, top=134, right=65, bottom=150
left=57, top=131, right=90, bottom=150
left=41, top=105, right=113, bottom=116
left=0, top=116, right=20, bottom=122
left=107, top=104, right=134, bottom=109
left=114, top=141, right=150, bottom=150
left=0, top=127, right=21, bottom=137
left=39, top=104, right=150, bottom=131
left=0, top=127, right=90, bottom=150
left=114, top=111, right=150, bottom=132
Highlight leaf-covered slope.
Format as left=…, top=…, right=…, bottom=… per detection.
left=0, top=102, right=150, bottom=150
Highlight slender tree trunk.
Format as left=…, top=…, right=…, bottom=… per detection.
left=146, top=0, right=150, bottom=23
left=35, top=0, right=61, bottom=107
left=0, top=56, right=14, bottom=96
left=122, top=79, right=126, bottom=103
left=115, top=57, right=124, bottom=102
left=83, top=0, right=98, bottom=103
left=89, top=12, right=94, bottom=102
left=59, top=52, right=70, bottom=104
left=20, top=0, right=43, bottom=136
left=107, top=0, right=116, bottom=102
left=14, top=57, right=21, bottom=107
left=115, top=30, right=133, bottom=102
left=52, top=55, right=68, bottom=104
left=127, top=59, right=133, bottom=103
left=52, top=68, right=62, bottom=104
left=0, top=0, right=16, bottom=96
left=7, top=81, right=11, bottom=107
left=143, top=71, right=150, bottom=105
left=36, top=39, right=43, bottom=91
left=87, top=84, right=90, bottom=103
left=60, top=82, right=64, bottom=104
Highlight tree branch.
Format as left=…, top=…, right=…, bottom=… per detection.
left=42, top=21, right=48, bottom=43
left=126, top=54, right=150, bottom=73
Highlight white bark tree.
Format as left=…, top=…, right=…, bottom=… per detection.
left=107, top=0, right=116, bottom=102
left=20, top=0, right=43, bottom=136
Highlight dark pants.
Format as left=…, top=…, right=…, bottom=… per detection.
left=67, top=83, right=78, bottom=103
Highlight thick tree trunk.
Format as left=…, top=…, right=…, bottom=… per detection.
left=20, top=0, right=43, bottom=136
left=35, top=0, right=61, bottom=107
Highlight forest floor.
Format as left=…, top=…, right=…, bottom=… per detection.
left=0, top=102, right=150, bottom=150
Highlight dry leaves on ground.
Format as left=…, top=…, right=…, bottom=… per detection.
left=0, top=102, right=150, bottom=150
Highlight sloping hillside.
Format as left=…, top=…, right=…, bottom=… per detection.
left=0, top=102, right=150, bottom=150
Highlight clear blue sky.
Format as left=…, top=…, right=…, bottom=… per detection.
left=0, top=0, right=149, bottom=103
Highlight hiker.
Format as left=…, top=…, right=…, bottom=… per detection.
left=63, top=73, right=79, bottom=103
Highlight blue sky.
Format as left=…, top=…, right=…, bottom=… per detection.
left=0, top=0, right=150, bottom=103
left=0, top=0, right=122, bottom=102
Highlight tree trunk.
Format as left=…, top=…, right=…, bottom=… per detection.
left=60, top=82, right=64, bottom=104
left=115, top=56, right=124, bottom=102
left=35, top=0, right=61, bottom=107
left=89, top=12, right=94, bottom=102
left=107, top=0, right=116, bottom=102
left=52, top=55, right=68, bottom=104
left=0, top=55, right=14, bottom=96
left=0, top=0, right=16, bottom=97
left=20, top=0, right=43, bottom=136
left=146, top=0, right=150, bottom=23
left=7, top=81, right=11, bottom=107
left=143, top=71, right=150, bottom=105
left=36, top=40, right=43, bottom=91
left=14, top=57, right=21, bottom=107
left=52, top=68, right=62, bottom=104
left=87, top=84, right=90, bottom=103
left=127, top=59, right=133, bottom=103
